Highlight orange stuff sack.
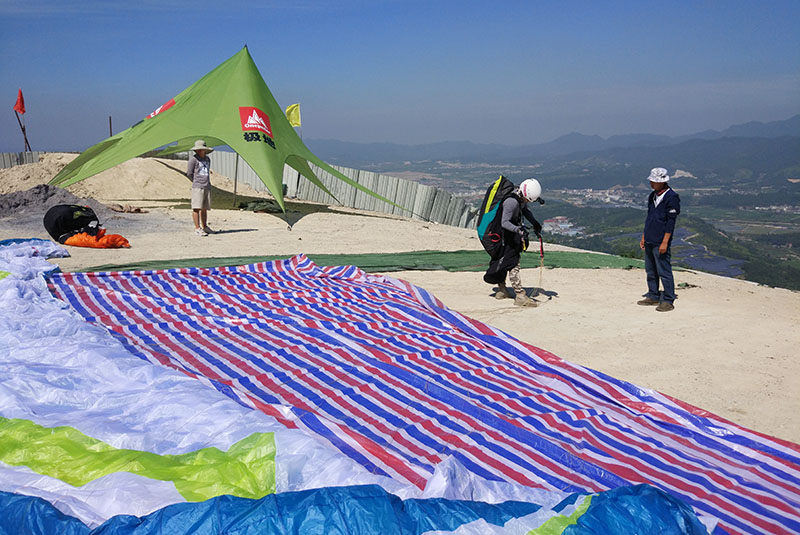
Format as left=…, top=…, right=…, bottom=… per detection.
left=64, top=228, right=130, bottom=249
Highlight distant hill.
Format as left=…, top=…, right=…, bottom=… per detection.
left=307, top=114, right=800, bottom=165
left=673, top=114, right=800, bottom=142
left=516, top=136, right=800, bottom=189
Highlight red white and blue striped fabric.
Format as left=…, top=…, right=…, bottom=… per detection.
left=48, top=255, right=800, bottom=535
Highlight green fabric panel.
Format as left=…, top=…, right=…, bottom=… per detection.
left=0, top=417, right=275, bottom=502
left=529, top=495, right=592, bottom=535
left=79, top=250, right=644, bottom=273
left=48, top=47, right=399, bottom=214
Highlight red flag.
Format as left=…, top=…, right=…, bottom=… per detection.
left=13, top=89, right=25, bottom=115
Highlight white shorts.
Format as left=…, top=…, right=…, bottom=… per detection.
left=191, top=187, right=211, bottom=210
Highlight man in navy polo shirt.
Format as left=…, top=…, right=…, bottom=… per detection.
left=638, top=167, right=681, bottom=312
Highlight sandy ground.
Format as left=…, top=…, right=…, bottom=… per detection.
left=2, top=155, right=798, bottom=444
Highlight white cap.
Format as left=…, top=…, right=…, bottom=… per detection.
left=519, top=178, right=542, bottom=202
left=648, top=167, right=669, bottom=183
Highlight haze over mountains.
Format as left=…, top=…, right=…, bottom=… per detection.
left=308, top=114, right=800, bottom=166
left=307, top=114, right=800, bottom=191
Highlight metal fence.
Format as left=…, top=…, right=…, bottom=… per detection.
left=1, top=151, right=479, bottom=229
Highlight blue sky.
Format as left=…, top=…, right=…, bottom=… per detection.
left=1, top=0, right=798, bottom=152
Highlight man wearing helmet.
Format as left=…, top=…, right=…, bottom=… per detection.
left=485, top=178, right=543, bottom=307
left=638, top=167, right=681, bottom=312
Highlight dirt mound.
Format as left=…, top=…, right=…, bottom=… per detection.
left=0, top=153, right=191, bottom=201
left=0, top=153, right=77, bottom=195
left=0, top=152, right=269, bottom=202
left=0, top=184, right=114, bottom=221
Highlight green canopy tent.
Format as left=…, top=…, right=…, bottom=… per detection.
left=50, top=47, right=399, bottom=219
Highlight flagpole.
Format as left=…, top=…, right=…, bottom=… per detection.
left=295, top=125, right=302, bottom=195
left=14, top=111, right=31, bottom=152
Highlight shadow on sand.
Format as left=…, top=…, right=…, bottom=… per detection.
left=490, top=285, right=559, bottom=303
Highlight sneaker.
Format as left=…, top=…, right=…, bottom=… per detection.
left=656, top=302, right=675, bottom=312
left=195, top=228, right=208, bottom=237
left=637, top=298, right=659, bottom=306
left=514, top=295, right=538, bottom=307
left=203, top=226, right=216, bottom=235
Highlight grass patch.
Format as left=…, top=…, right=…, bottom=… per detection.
left=80, top=250, right=644, bottom=273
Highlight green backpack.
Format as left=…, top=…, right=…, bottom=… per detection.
left=476, top=175, right=515, bottom=258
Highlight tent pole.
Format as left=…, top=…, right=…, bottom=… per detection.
left=232, top=153, right=239, bottom=208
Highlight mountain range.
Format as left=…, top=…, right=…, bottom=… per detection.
left=307, top=114, right=800, bottom=166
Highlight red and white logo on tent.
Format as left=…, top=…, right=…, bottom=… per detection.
left=239, top=106, right=273, bottom=137
left=146, top=98, right=175, bottom=119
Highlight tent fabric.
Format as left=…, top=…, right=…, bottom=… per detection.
left=48, top=47, right=397, bottom=214
left=45, top=254, right=800, bottom=535
left=0, top=484, right=711, bottom=535
left=77, top=248, right=645, bottom=274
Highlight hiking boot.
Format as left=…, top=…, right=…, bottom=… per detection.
left=637, top=297, right=659, bottom=306
left=195, top=228, right=208, bottom=237
left=514, top=294, right=538, bottom=308
left=494, top=284, right=510, bottom=299
left=656, top=302, right=675, bottom=312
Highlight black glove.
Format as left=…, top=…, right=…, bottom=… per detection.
left=532, top=220, right=543, bottom=234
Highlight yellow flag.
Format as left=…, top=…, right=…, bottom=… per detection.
left=285, top=103, right=301, bottom=128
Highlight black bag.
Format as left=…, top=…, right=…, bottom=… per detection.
left=476, top=175, right=516, bottom=259
left=43, top=204, right=101, bottom=244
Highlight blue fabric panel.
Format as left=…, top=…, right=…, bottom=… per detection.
left=0, top=491, right=88, bottom=535
left=1, top=485, right=540, bottom=535
left=564, top=484, right=710, bottom=535
left=2, top=484, right=715, bottom=535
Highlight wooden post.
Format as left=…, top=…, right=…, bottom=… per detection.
left=14, top=112, right=31, bottom=152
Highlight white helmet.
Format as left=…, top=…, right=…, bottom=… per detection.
left=519, top=178, right=542, bottom=202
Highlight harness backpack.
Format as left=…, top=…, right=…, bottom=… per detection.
left=476, top=175, right=516, bottom=258
left=43, top=204, right=101, bottom=244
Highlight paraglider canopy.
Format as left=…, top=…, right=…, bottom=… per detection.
left=50, top=47, right=395, bottom=214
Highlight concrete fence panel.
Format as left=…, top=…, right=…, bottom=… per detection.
left=283, top=164, right=300, bottom=198
left=0, top=151, right=46, bottom=169
left=412, top=184, right=437, bottom=221
left=354, top=171, right=378, bottom=212
left=381, top=173, right=401, bottom=215
left=392, top=178, right=418, bottom=218
left=428, top=188, right=452, bottom=224
left=332, top=165, right=359, bottom=208
left=319, top=166, right=342, bottom=206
